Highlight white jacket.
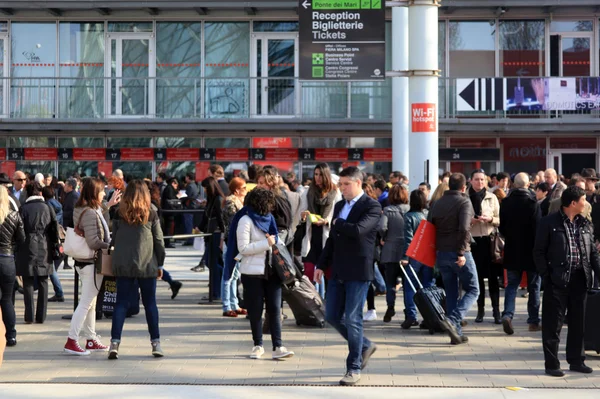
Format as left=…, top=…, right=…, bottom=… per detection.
left=299, top=188, right=342, bottom=258
left=236, top=215, right=272, bottom=276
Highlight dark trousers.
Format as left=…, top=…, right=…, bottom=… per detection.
left=163, top=217, right=175, bottom=246
left=542, top=269, right=587, bottom=370
left=0, top=257, right=16, bottom=340
left=111, top=277, right=160, bottom=342
left=22, top=275, right=48, bottom=323
left=473, top=236, right=500, bottom=311
left=242, top=273, right=282, bottom=350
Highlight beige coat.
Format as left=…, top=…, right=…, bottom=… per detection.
left=298, top=189, right=342, bottom=258
left=470, top=191, right=500, bottom=238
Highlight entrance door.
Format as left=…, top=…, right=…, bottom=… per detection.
left=550, top=33, right=593, bottom=77
left=551, top=151, right=597, bottom=177
left=105, top=33, right=155, bottom=117
left=0, top=35, right=8, bottom=116
left=251, top=34, right=299, bottom=117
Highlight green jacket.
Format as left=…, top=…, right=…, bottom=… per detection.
left=111, top=209, right=166, bottom=278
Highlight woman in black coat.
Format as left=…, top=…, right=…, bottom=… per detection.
left=160, top=177, right=180, bottom=249
left=16, top=182, right=59, bottom=324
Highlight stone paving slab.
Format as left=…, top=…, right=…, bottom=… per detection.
left=1, top=278, right=599, bottom=388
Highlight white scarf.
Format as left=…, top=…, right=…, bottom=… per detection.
left=25, top=195, right=45, bottom=203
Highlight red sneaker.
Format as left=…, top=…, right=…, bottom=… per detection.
left=64, top=338, right=91, bottom=356
left=86, top=338, right=109, bottom=352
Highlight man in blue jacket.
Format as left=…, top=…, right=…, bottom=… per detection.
left=315, top=166, right=381, bottom=386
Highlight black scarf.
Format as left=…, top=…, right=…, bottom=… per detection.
left=469, top=186, right=486, bottom=216
left=307, top=185, right=337, bottom=219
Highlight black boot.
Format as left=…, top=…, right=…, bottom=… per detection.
left=475, top=307, right=484, bottom=323
left=493, top=307, right=501, bottom=325
left=383, top=307, right=395, bottom=323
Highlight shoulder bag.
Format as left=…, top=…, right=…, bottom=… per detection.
left=490, top=228, right=505, bottom=264
left=63, top=208, right=95, bottom=260
left=271, top=242, right=297, bottom=285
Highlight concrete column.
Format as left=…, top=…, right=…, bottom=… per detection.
left=408, top=0, right=440, bottom=190
left=391, top=4, right=409, bottom=175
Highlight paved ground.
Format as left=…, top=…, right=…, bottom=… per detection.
left=0, top=245, right=599, bottom=392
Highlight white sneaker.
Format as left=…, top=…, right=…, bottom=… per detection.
left=364, top=310, right=377, bottom=322
left=250, top=345, right=264, bottom=359
left=272, top=346, right=295, bottom=359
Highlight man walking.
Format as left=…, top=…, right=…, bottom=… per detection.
left=499, top=173, right=542, bottom=334
left=534, top=186, right=600, bottom=377
left=428, top=173, right=479, bottom=344
left=315, top=166, right=381, bottom=386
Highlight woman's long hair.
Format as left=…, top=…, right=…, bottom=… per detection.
left=144, top=179, right=161, bottom=209
left=75, top=178, right=105, bottom=209
left=0, top=186, right=10, bottom=224
left=310, top=163, right=336, bottom=197
left=202, top=176, right=225, bottom=206
left=119, top=180, right=151, bottom=225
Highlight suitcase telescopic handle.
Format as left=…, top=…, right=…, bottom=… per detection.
left=399, top=262, right=425, bottom=292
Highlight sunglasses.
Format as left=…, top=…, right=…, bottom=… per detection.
left=15, top=178, right=26, bottom=182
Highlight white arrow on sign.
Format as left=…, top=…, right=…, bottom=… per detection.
left=302, top=0, right=311, bottom=9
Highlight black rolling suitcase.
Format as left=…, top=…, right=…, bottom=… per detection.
left=400, top=262, right=448, bottom=335
left=585, top=289, right=600, bottom=354
left=282, top=275, right=326, bottom=328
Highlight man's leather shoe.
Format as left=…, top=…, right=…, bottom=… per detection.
left=570, top=363, right=593, bottom=374
left=545, top=368, right=565, bottom=377
left=502, top=317, right=514, bottom=335
left=528, top=323, right=541, bottom=332
left=48, top=295, right=65, bottom=302
left=6, top=338, right=16, bottom=347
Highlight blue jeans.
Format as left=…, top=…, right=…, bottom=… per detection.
left=437, top=251, right=480, bottom=335
left=222, top=262, right=240, bottom=312
left=49, top=259, right=64, bottom=297
left=111, top=277, right=160, bottom=343
left=325, top=279, right=373, bottom=373
left=502, top=270, right=541, bottom=324
left=183, top=213, right=194, bottom=245
left=402, top=259, right=435, bottom=321
left=373, top=263, right=386, bottom=293
left=162, top=269, right=173, bottom=285
left=205, top=236, right=223, bottom=299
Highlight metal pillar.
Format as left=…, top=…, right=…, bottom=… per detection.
left=408, top=0, right=440, bottom=190
left=391, top=3, right=409, bottom=175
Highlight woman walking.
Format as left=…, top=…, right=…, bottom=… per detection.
left=109, top=180, right=166, bottom=359
left=222, top=177, right=248, bottom=317
left=17, top=183, right=60, bottom=325
left=469, top=169, right=501, bottom=324
left=43, top=186, right=65, bottom=303
left=0, top=186, right=25, bottom=347
left=64, top=178, right=118, bottom=355
left=200, top=177, right=226, bottom=299
left=299, top=163, right=341, bottom=297
left=236, top=188, right=294, bottom=360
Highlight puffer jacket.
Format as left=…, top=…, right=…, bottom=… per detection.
left=237, top=215, right=272, bottom=276
left=72, top=206, right=110, bottom=264
left=111, top=209, right=165, bottom=278
left=0, top=211, right=26, bottom=256
left=378, top=204, right=407, bottom=263
left=16, top=197, right=58, bottom=277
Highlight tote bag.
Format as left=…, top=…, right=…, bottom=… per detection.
left=63, top=209, right=95, bottom=260
left=405, top=220, right=437, bottom=268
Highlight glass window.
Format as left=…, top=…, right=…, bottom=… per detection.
left=11, top=23, right=58, bottom=118
left=351, top=138, right=391, bottom=148
left=253, top=22, right=299, bottom=32
left=58, top=137, right=104, bottom=148
left=501, top=138, right=546, bottom=174
left=156, top=22, right=202, bottom=118
left=551, top=20, right=593, bottom=32
left=0, top=22, right=7, bottom=32
left=157, top=162, right=196, bottom=179
left=15, top=162, right=54, bottom=175
left=58, top=161, right=98, bottom=180
left=112, top=162, right=153, bottom=179
left=302, top=138, right=348, bottom=148
left=107, top=137, right=152, bottom=148
left=449, top=21, right=496, bottom=77
left=204, top=23, right=250, bottom=118
left=500, top=20, right=545, bottom=77
left=450, top=138, right=497, bottom=148
left=58, top=23, right=105, bottom=118
left=0, top=137, right=6, bottom=147
left=155, top=137, right=202, bottom=148
left=9, top=137, right=56, bottom=147
left=439, top=21, right=446, bottom=75
left=108, top=22, right=153, bottom=32
left=205, top=138, right=249, bottom=148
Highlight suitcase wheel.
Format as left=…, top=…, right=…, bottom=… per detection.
left=429, top=328, right=435, bottom=335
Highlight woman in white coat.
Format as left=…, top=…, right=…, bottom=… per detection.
left=237, top=188, right=294, bottom=361
left=299, top=163, right=341, bottom=297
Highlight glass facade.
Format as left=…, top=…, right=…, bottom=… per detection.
left=449, top=21, right=496, bottom=77
left=499, top=20, right=545, bottom=77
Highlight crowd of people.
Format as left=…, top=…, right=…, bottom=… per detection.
left=0, top=164, right=599, bottom=384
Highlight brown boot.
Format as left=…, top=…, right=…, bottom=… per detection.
left=528, top=323, right=541, bottom=332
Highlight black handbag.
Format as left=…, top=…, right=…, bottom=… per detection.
left=271, top=243, right=297, bottom=285
left=199, top=200, right=219, bottom=233
left=166, top=199, right=182, bottom=210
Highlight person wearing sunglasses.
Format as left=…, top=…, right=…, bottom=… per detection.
left=11, top=171, right=27, bottom=202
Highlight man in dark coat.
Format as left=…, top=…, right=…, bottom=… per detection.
left=534, top=185, right=600, bottom=377
left=62, top=178, right=79, bottom=229
left=499, top=173, right=542, bottom=335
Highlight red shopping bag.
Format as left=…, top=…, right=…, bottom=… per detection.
left=405, top=220, right=437, bottom=268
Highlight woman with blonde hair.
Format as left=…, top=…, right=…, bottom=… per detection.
left=429, top=181, right=449, bottom=209
left=109, top=180, right=166, bottom=359
left=0, top=186, right=25, bottom=347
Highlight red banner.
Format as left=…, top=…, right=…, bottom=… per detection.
left=216, top=148, right=248, bottom=161
left=73, top=148, right=106, bottom=161
left=252, top=137, right=293, bottom=148
left=120, top=148, right=154, bottom=161
left=364, top=148, right=393, bottom=162
left=0, top=149, right=6, bottom=160
left=24, top=148, right=57, bottom=161
left=98, top=162, right=113, bottom=177
left=265, top=148, right=299, bottom=161
left=195, top=162, right=211, bottom=182
left=166, top=148, right=200, bottom=161
left=315, top=149, right=347, bottom=162
left=0, top=161, right=16, bottom=177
